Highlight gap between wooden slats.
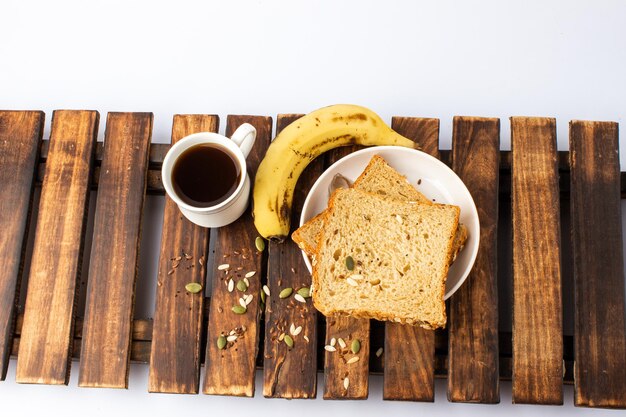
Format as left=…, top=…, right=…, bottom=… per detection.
left=0, top=111, right=45, bottom=381
left=448, top=116, right=500, bottom=403
left=202, top=115, right=271, bottom=397
left=78, top=112, right=153, bottom=388
left=148, top=115, right=219, bottom=394
left=383, top=117, right=439, bottom=401
left=511, top=117, right=563, bottom=405
left=263, top=114, right=319, bottom=399
left=15, top=110, right=98, bottom=385
left=569, top=120, right=626, bottom=409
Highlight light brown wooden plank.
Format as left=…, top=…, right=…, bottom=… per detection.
left=322, top=145, right=370, bottom=400
left=202, top=115, right=272, bottom=397
left=448, top=116, right=500, bottom=403
left=15, top=110, right=98, bottom=385
left=0, top=111, right=45, bottom=380
left=262, top=114, right=320, bottom=399
left=78, top=112, right=153, bottom=388
left=383, top=117, right=439, bottom=401
left=570, top=120, right=626, bottom=409
left=148, top=115, right=219, bottom=394
left=511, top=116, right=563, bottom=404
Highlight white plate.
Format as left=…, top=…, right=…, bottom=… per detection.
left=300, top=146, right=480, bottom=300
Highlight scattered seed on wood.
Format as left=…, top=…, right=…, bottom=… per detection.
left=294, top=294, right=306, bottom=303
left=172, top=261, right=180, bottom=269
left=260, top=289, right=266, bottom=304
left=304, top=335, right=310, bottom=343
left=185, top=282, right=202, bottom=294
left=255, top=236, right=265, bottom=252
left=184, top=253, right=192, bottom=260
left=291, top=267, right=296, bottom=273
left=245, top=270, right=256, bottom=278
left=218, top=307, right=223, bottom=313
left=375, top=347, right=383, bottom=357
left=351, top=339, right=361, bottom=354
left=245, top=294, right=253, bottom=305
left=174, top=255, right=182, bottom=262
left=330, top=338, right=336, bottom=347
left=278, top=333, right=285, bottom=341
left=232, top=305, right=246, bottom=314
left=199, top=256, right=205, bottom=266
left=279, top=287, right=293, bottom=299
left=228, top=279, right=234, bottom=292
left=297, top=287, right=311, bottom=298
left=346, top=356, right=359, bottom=364
left=292, top=326, right=302, bottom=336
left=226, top=335, right=237, bottom=342
left=324, top=345, right=337, bottom=352
left=236, top=280, right=248, bottom=292
left=338, top=338, right=346, bottom=349
left=234, top=251, right=240, bottom=255
left=239, top=298, right=246, bottom=308
left=217, top=335, right=227, bottom=350
left=343, top=377, right=350, bottom=390
left=284, top=335, right=294, bottom=348
left=218, top=263, right=230, bottom=270
left=263, top=285, right=271, bottom=296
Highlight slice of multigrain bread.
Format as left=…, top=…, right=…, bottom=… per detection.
left=311, top=188, right=459, bottom=329
left=292, top=155, right=467, bottom=260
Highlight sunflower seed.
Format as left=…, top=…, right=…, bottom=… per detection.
left=351, top=339, right=361, bottom=354
left=279, top=287, right=293, bottom=299
left=292, top=326, right=302, bottom=336
left=284, top=335, right=294, bottom=348
left=239, top=298, right=246, bottom=308
left=343, top=377, right=350, bottom=390
left=346, top=277, right=358, bottom=287
left=236, top=280, right=248, bottom=292
left=375, top=347, right=383, bottom=357
left=228, top=279, right=234, bottom=292
left=337, top=338, right=346, bottom=349
left=346, top=356, right=359, bottom=364
left=218, top=263, right=230, bottom=270
left=217, top=335, right=227, bottom=350
left=226, top=335, right=237, bottom=342
left=297, top=287, right=311, bottom=298
left=330, top=338, right=336, bottom=347
left=232, top=305, right=246, bottom=314
left=243, top=278, right=250, bottom=287
left=167, top=269, right=175, bottom=275
left=185, top=282, right=202, bottom=294
left=304, top=335, right=310, bottom=343
left=324, top=345, right=337, bottom=352
left=185, top=253, right=193, bottom=260
left=263, top=285, right=271, bottom=296
left=244, top=271, right=256, bottom=278
left=255, top=236, right=265, bottom=252
left=245, top=294, right=253, bottom=305
left=294, top=294, right=306, bottom=303
left=395, top=214, right=402, bottom=224
left=278, top=333, right=285, bottom=341
left=289, top=323, right=296, bottom=335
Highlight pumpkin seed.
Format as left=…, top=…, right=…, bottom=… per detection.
left=255, top=236, right=265, bottom=252
left=297, top=287, right=311, bottom=298
left=351, top=339, right=361, bottom=354
left=232, top=305, right=247, bottom=314
left=236, top=280, right=248, bottom=292
left=279, top=287, right=293, bottom=299
left=284, top=335, right=294, bottom=348
left=185, top=282, right=202, bottom=294
left=375, top=347, right=383, bottom=357
left=345, top=256, right=355, bottom=271
left=260, top=289, right=266, bottom=304
left=217, top=335, right=227, bottom=350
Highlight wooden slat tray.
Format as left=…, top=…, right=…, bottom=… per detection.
left=1, top=110, right=625, bottom=409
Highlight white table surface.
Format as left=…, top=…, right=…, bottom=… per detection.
left=1, top=0, right=625, bottom=415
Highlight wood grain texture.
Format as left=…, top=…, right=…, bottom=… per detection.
left=569, top=120, right=626, bottom=409
left=202, top=115, right=272, bottom=397
left=148, top=115, right=219, bottom=393
left=383, top=117, right=439, bottom=401
left=511, top=117, right=563, bottom=404
left=15, top=110, right=98, bottom=385
left=322, top=145, right=370, bottom=400
left=0, top=111, right=44, bottom=380
left=78, top=112, right=153, bottom=388
left=448, top=116, right=500, bottom=403
left=263, top=114, right=320, bottom=399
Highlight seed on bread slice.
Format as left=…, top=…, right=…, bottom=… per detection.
left=311, top=188, right=459, bottom=329
left=292, top=155, right=467, bottom=260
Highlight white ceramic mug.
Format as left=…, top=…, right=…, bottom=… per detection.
left=162, top=123, right=256, bottom=228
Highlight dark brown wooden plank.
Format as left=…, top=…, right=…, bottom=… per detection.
left=570, top=120, right=626, bottom=409
left=15, top=110, right=98, bottom=385
left=262, top=114, right=320, bottom=399
left=511, top=117, right=563, bottom=404
left=148, top=115, right=219, bottom=393
left=78, top=112, right=153, bottom=388
left=0, top=111, right=44, bottom=380
left=448, top=116, right=500, bottom=403
left=322, top=145, right=371, bottom=400
left=383, top=117, right=439, bottom=401
left=202, top=115, right=272, bottom=397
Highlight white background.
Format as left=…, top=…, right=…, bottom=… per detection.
left=1, top=0, right=625, bottom=415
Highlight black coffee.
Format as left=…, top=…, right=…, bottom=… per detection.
left=172, top=144, right=241, bottom=208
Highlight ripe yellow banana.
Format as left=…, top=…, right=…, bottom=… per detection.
left=253, top=104, right=417, bottom=241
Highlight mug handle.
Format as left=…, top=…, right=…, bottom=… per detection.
left=230, top=123, right=257, bottom=158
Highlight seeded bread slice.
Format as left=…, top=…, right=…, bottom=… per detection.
left=311, top=188, right=459, bottom=329
left=292, top=155, right=467, bottom=259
